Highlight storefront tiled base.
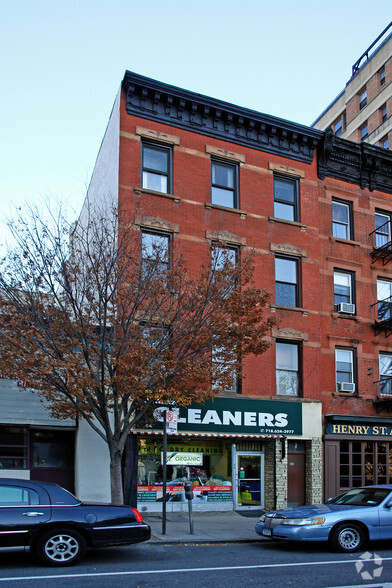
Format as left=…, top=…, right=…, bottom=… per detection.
left=138, top=501, right=235, bottom=513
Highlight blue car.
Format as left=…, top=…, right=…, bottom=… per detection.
left=255, top=485, right=392, bottom=552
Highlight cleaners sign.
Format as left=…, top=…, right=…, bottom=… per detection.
left=144, top=397, right=302, bottom=436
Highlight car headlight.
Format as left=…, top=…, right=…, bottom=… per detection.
left=281, top=517, right=325, bottom=526
left=259, top=514, right=266, bottom=522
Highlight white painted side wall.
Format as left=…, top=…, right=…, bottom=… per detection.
left=302, top=401, right=322, bottom=438
left=74, top=418, right=111, bottom=502
left=78, top=87, right=121, bottom=225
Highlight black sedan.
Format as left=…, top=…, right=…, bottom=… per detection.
left=0, top=478, right=150, bottom=566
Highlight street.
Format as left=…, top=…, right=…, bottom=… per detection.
left=1, top=541, right=392, bottom=587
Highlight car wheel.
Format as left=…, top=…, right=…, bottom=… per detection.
left=35, top=529, right=86, bottom=566
left=331, top=523, right=366, bottom=553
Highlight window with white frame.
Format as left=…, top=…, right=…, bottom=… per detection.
left=142, top=142, right=171, bottom=193
left=273, top=175, right=299, bottom=222
left=332, top=200, right=352, bottom=240
left=379, top=353, right=392, bottom=397
left=212, top=345, right=239, bottom=393
left=211, top=159, right=238, bottom=208
left=377, top=279, right=392, bottom=321
left=334, top=271, right=354, bottom=311
left=275, top=256, right=300, bottom=307
left=375, top=212, right=391, bottom=248
left=141, top=229, right=171, bottom=278
left=335, top=348, right=355, bottom=392
left=211, top=244, right=238, bottom=293
left=276, top=341, right=300, bottom=396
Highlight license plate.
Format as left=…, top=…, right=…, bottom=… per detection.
left=262, top=528, right=272, bottom=537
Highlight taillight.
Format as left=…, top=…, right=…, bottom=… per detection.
left=130, top=507, right=143, bottom=522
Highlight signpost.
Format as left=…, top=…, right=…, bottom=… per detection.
left=153, top=406, right=179, bottom=535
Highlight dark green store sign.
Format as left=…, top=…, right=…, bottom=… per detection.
left=144, top=397, right=302, bottom=436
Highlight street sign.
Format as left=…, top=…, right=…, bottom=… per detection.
left=165, top=409, right=178, bottom=434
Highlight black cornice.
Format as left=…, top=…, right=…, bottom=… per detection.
left=318, top=130, right=392, bottom=195
left=123, top=71, right=322, bottom=164
left=122, top=72, right=392, bottom=195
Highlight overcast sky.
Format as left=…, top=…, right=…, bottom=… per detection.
left=0, top=0, right=391, bottom=245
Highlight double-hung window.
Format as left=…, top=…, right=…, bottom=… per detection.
left=381, top=104, right=388, bottom=123
left=211, top=244, right=238, bottom=294
left=335, top=348, right=356, bottom=393
left=359, top=88, right=367, bottom=110
left=334, top=270, right=355, bottom=313
left=273, top=175, right=299, bottom=222
left=377, top=279, right=392, bottom=321
left=360, top=122, right=368, bottom=142
left=142, top=142, right=171, bottom=193
left=141, top=230, right=171, bottom=279
left=375, top=212, right=391, bottom=248
left=381, top=136, right=389, bottom=149
left=380, top=68, right=386, bottom=87
left=275, top=256, right=299, bottom=307
left=212, top=345, right=239, bottom=393
left=379, top=353, right=392, bottom=397
left=333, top=117, right=343, bottom=137
left=276, top=341, right=300, bottom=396
left=211, top=159, right=238, bottom=208
left=332, top=199, right=352, bottom=240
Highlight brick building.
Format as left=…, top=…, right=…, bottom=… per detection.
left=313, top=22, right=392, bottom=151
left=78, top=71, right=392, bottom=511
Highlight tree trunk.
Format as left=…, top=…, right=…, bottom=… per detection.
left=110, top=448, right=124, bottom=504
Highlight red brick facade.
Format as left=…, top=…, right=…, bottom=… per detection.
left=85, top=72, right=392, bottom=504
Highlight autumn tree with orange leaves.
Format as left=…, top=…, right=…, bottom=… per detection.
left=0, top=203, right=274, bottom=503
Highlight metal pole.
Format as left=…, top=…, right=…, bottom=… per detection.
left=188, top=495, right=194, bottom=534
left=162, top=409, right=167, bottom=535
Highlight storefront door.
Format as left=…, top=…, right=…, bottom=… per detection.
left=235, top=452, right=264, bottom=510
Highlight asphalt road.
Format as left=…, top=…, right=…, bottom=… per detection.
left=1, top=540, right=392, bottom=587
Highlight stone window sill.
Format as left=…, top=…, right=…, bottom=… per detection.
left=270, top=305, right=309, bottom=317
left=268, top=217, right=307, bottom=231
left=134, top=187, right=181, bottom=203
left=204, top=202, right=247, bottom=218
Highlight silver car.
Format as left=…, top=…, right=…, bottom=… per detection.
left=255, top=485, right=392, bottom=552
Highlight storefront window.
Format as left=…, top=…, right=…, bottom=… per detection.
left=31, top=430, right=74, bottom=468
left=137, top=438, right=233, bottom=504
left=0, top=426, right=28, bottom=469
left=339, top=441, right=392, bottom=488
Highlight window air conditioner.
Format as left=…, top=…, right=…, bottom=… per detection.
left=337, top=382, right=356, bottom=392
left=336, top=303, right=355, bottom=314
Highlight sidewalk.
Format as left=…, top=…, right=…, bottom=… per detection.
left=144, top=510, right=262, bottom=544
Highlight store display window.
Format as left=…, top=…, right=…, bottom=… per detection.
left=137, top=438, right=233, bottom=503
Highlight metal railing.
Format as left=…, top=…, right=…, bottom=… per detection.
left=352, top=22, right=392, bottom=76
left=370, top=219, right=392, bottom=264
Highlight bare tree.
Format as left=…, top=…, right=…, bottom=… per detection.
left=0, top=203, right=274, bottom=502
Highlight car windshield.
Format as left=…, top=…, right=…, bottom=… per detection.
left=329, top=488, right=391, bottom=507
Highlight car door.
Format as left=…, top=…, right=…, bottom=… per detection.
left=0, top=481, right=51, bottom=547
left=377, top=494, right=392, bottom=540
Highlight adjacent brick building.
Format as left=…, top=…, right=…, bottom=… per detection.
left=78, top=71, right=392, bottom=511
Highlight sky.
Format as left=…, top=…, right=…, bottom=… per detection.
left=0, top=0, right=391, bottom=245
